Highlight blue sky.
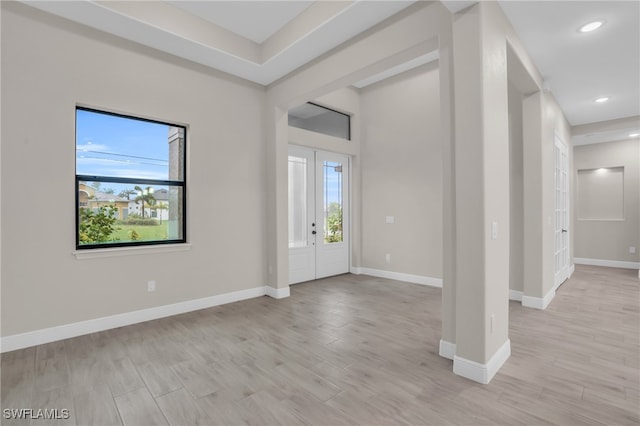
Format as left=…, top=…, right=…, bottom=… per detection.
left=76, top=109, right=171, bottom=183
left=323, top=161, right=343, bottom=211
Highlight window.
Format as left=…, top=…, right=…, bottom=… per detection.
left=323, top=160, right=344, bottom=244
left=76, top=107, right=186, bottom=249
left=288, top=154, right=308, bottom=248
left=288, top=102, right=351, bottom=140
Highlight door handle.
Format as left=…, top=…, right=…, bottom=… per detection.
left=562, top=229, right=568, bottom=233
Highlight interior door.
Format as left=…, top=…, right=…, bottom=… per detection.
left=288, top=146, right=349, bottom=284
left=554, top=135, right=570, bottom=288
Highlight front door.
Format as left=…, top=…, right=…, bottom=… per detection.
left=554, top=135, right=570, bottom=288
left=288, top=146, right=349, bottom=284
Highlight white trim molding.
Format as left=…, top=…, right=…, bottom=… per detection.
left=453, top=339, right=511, bottom=384
left=1, top=285, right=287, bottom=353
left=574, top=257, right=640, bottom=270
left=509, top=289, right=523, bottom=302
left=351, top=267, right=442, bottom=288
left=522, top=287, right=555, bottom=310
left=265, top=285, right=290, bottom=299
left=569, top=264, right=575, bottom=278
left=74, top=243, right=192, bottom=260
left=439, top=339, right=456, bottom=360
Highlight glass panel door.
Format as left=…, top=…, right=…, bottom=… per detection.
left=288, top=146, right=350, bottom=284
left=288, top=155, right=308, bottom=248
left=288, top=146, right=316, bottom=284
left=315, top=151, right=349, bottom=280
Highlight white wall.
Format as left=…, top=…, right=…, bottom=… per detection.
left=1, top=3, right=267, bottom=337
left=573, top=139, right=640, bottom=264
left=508, top=80, right=524, bottom=292
left=359, top=63, right=442, bottom=279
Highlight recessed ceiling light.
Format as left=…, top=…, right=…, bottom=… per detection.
left=630, top=132, right=640, bottom=137
left=579, top=20, right=604, bottom=33
left=594, top=97, right=609, bottom=103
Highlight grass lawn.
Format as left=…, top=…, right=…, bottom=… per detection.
left=113, top=223, right=168, bottom=243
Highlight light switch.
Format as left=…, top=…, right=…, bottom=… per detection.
left=491, top=222, right=498, bottom=240
left=386, top=216, right=395, bottom=224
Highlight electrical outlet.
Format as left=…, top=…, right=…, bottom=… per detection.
left=630, top=246, right=636, bottom=254
left=147, top=280, right=156, bottom=292
left=490, top=314, right=495, bottom=333
left=385, top=253, right=391, bottom=264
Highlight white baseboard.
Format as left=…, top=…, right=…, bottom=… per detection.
left=351, top=267, right=442, bottom=288
left=1, top=285, right=286, bottom=353
left=509, top=289, right=523, bottom=302
left=453, top=338, right=511, bottom=384
left=522, top=287, right=555, bottom=310
left=265, top=285, right=290, bottom=299
left=569, top=264, right=575, bottom=278
left=439, top=339, right=456, bottom=360
left=574, top=257, right=640, bottom=270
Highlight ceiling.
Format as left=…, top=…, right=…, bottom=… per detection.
left=167, top=1, right=314, bottom=43
left=23, top=0, right=416, bottom=86
left=498, top=1, right=639, bottom=128
left=20, top=1, right=640, bottom=143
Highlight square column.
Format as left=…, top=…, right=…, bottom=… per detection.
left=450, top=1, right=511, bottom=384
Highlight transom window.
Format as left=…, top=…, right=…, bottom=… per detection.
left=288, top=102, right=351, bottom=140
left=75, top=107, right=186, bottom=249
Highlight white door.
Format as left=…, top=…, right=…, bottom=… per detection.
left=288, top=146, right=349, bottom=284
left=554, top=135, right=570, bottom=288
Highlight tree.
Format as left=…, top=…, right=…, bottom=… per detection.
left=118, top=189, right=137, bottom=200
left=134, top=186, right=156, bottom=219
left=325, top=202, right=343, bottom=243
left=79, top=204, right=119, bottom=244
left=90, top=182, right=102, bottom=191
left=103, top=188, right=115, bottom=194
left=153, top=202, right=168, bottom=224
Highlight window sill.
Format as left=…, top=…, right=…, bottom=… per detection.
left=73, top=243, right=191, bottom=260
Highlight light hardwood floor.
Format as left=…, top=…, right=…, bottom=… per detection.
left=2, top=265, right=639, bottom=425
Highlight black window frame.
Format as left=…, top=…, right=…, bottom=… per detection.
left=75, top=107, right=187, bottom=250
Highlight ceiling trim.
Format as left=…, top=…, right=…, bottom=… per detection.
left=572, top=115, right=640, bottom=146
left=21, top=0, right=416, bottom=86
left=353, top=51, right=439, bottom=89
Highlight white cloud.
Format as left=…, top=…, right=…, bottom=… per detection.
left=76, top=143, right=110, bottom=152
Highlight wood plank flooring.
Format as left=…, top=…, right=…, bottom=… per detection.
left=2, top=265, right=638, bottom=425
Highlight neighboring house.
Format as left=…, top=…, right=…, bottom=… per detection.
left=127, top=188, right=169, bottom=221
left=78, top=183, right=129, bottom=220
